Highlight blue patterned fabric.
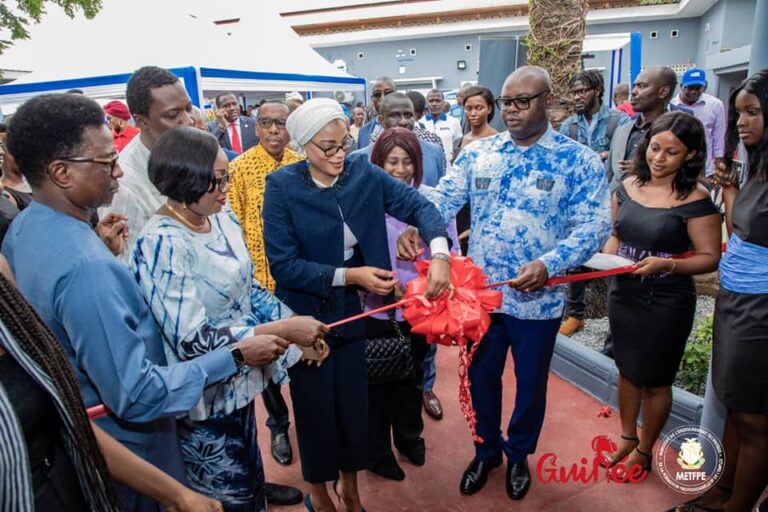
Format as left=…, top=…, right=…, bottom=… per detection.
left=132, top=210, right=299, bottom=422
left=178, top=404, right=266, bottom=512
left=425, top=127, right=611, bottom=320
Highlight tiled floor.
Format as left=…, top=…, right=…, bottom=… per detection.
left=256, top=345, right=703, bottom=512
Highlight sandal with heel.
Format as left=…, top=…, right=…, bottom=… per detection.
left=601, top=434, right=639, bottom=468
left=331, top=479, right=367, bottom=512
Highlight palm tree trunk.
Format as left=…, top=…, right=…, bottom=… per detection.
left=527, top=0, right=589, bottom=128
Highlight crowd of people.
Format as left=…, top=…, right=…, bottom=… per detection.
left=0, top=59, right=765, bottom=512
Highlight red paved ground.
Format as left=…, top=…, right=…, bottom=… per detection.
left=256, top=345, right=696, bottom=512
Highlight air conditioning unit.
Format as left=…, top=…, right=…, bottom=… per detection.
left=334, top=90, right=354, bottom=104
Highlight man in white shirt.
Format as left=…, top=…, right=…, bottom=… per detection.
left=101, top=66, right=194, bottom=264
left=422, top=89, right=463, bottom=163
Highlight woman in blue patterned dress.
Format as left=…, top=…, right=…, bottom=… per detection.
left=132, top=126, right=328, bottom=512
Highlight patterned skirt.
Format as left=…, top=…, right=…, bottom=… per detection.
left=177, top=403, right=266, bottom=512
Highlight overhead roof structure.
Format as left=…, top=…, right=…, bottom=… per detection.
left=0, top=0, right=365, bottom=113
left=275, top=0, right=716, bottom=47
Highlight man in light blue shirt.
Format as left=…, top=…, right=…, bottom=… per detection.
left=2, top=93, right=308, bottom=512
left=558, top=69, right=629, bottom=337
left=403, top=66, right=611, bottom=501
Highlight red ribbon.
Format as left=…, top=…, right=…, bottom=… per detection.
left=401, top=256, right=502, bottom=442
left=86, top=404, right=108, bottom=420
left=84, top=245, right=729, bottom=435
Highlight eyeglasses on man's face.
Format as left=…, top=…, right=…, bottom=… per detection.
left=310, top=136, right=353, bottom=157
left=256, top=117, right=287, bottom=129
left=494, top=90, right=550, bottom=112
left=371, top=89, right=395, bottom=99
left=61, top=154, right=120, bottom=176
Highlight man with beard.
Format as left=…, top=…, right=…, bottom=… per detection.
left=557, top=70, right=629, bottom=337
left=103, top=100, right=140, bottom=152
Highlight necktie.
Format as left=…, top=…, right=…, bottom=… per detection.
left=230, top=121, right=242, bottom=153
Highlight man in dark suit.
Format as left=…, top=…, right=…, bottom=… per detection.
left=352, top=93, right=445, bottom=187
left=207, top=92, right=259, bottom=154
left=357, top=77, right=396, bottom=149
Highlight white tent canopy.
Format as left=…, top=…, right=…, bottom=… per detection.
left=582, top=33, right=632, bottom=54
left=0, top=1, right=365, bottom=113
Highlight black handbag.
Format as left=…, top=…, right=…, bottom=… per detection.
left=365, top=311, right=415, bottom=384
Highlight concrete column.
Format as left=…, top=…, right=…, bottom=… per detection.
left=748, top=0, right=768, bottom=75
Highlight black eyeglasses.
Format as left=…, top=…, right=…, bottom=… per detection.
left=371, top=89, right=395, bottom=99
left=310, top=136, right=353, bottom=157
left=494, top=90, right=550, bottom=112
left=210, top=172, right=231, bottom=192
left=61, top=154, right=120, bottom=176
left=256, top=118, right=287, bottom=129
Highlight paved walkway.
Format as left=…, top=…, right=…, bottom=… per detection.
left=257, top=345, right=697, bottom=512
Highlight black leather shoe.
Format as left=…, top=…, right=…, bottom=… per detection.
left=506, top=459, right=531, bottom=500
left=265, top=482, right=303, bottom=506
left=270, top=431, right=292, bottom=465
left=370, top=457, right=405, bottom=481
left=396, top=441, right=426, bottom=466
left=460, top=454, right=503, bottom=495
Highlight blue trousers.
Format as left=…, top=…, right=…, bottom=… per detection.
left=469, top=313, right=560, bottom=462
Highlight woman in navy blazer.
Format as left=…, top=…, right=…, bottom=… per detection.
left=263, top=99, right=451, bottom=512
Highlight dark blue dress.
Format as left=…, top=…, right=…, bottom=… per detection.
left=262, top=152, right=446, bottom=482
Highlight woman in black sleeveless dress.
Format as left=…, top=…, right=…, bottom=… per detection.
left=674, top=70, right=768, bottom=512
left=602, top=112, right=722, bottom=477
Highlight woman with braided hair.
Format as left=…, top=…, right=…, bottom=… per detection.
left=0, top=255, right=222, bottom=511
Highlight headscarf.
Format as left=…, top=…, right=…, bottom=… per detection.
left=286, top=98, right=346, bottom=146
left=103, top=100, right=131, bottom=120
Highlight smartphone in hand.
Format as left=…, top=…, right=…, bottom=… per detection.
left=729, top=160, right=746, bottom=185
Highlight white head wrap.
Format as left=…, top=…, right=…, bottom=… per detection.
left=286, top=98, right=347, bottom=146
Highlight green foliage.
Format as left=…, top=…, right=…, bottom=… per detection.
left=0, top=0, right=101, bottom=54
left=676, top=315, right=713, bottom=396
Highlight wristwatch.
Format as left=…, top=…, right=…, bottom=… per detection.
left=432, top=252, right=450, bottom=262
left=230, top=346, right=246, bottom=369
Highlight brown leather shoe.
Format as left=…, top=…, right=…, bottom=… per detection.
left=559, top=317, right=585, bottom=336
left=423, top=391, right=443, bottom=420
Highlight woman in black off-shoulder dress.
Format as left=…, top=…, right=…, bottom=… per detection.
left=602, top=112, right=722, bottom=477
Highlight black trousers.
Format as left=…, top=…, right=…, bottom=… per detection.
left=261, top=381, right=289, bottom=434
left=366, top=318, right=428, bottom=467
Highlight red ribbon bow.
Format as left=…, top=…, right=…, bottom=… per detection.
left=402, top=255, right=502, bottom=442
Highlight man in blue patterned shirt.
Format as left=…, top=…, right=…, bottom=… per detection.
left=399, top=66, right=611, bottom=501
